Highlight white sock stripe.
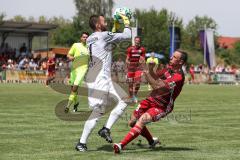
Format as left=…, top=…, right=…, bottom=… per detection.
left=132, top=127, right=141, bottom=133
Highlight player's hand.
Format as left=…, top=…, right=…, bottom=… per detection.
left=67, top=55, right=75, bottom=61
left=112, top=19, right=120, bottom=33
left=126, top=60, right=131, bottom=66
left=69, top=57, right=75, bottom=61
left=119, top=14, right=130, bottom=26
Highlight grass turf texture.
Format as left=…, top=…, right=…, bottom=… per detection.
left=0, top=83, right=239, bottom=160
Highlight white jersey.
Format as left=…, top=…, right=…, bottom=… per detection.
left=86, top=28, right=131, bottom=81
left=85, top=28, right=131, bottom=108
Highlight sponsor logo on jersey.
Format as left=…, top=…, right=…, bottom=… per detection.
left=131, top=54, right=141, bottom=57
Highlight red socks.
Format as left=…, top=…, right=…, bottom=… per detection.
left=141, top=126, right=153, bottom=144
left=120, top=125, right=142, bottom=147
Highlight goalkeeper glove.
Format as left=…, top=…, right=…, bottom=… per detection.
left=119, top=14, right=130, bottom=26
left=112, top=19, right=120, bottom=33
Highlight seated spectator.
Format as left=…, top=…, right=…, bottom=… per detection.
left=18, top=57, right=29, bottom=70
left=40, top=60, right=47, bottom=71
left=29, top=59, right=38, bottom=70
left=7, top=59, right=14, bottom=70
left=13, top=61, right=18, bottom=70
left=2, top=63, right=6, bottom=70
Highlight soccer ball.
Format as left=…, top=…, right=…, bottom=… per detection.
left=113, top=7, right=132, bottom=23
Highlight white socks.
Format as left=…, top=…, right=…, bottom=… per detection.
left=80, top=117, right=99, bottom=144
left=79, top=100, right=127, bottom=143
left=105, top=101, right=127, bottom=129
left=79, top=106, right=103, bottom=144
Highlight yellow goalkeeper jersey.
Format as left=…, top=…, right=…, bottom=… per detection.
left=68, top=42, right=89, bottom=70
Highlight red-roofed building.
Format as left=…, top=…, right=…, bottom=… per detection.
left=217, top=36, right=240, bottom=49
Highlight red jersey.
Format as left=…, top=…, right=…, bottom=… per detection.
left=189, top=66, right=194, bottom=75
left=47, top=58, right=55, bottom=72
left=146, top=67, right=185, bottom=112
left=126, top=46, right=146, bottom=71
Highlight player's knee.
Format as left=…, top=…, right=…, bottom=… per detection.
left=112, top=100, right=127, bottom=115
left=128, top=113, right=137, bottom=127
left=138, top=113, right=152, bottom=125
left=88, top=106, right=105, bottom=120
left=84, top=117, right=99, bottom=130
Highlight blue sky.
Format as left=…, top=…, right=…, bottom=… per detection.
left=1, top=0, right=240, bottom=37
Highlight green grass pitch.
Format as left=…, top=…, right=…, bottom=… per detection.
left=0, top=83, right=240, bottom=160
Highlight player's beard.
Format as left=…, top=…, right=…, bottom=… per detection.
left=101, top=25, right=107, bottom=31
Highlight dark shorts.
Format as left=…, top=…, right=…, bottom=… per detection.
left=47, top=71, right=55, bottom=77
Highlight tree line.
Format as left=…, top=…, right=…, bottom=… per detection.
left=0, top=0, right=239, bottom=66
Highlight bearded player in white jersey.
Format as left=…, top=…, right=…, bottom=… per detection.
left=75, top=14, right=131, bottom=152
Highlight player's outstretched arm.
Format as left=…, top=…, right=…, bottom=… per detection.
left=107, top=15, right=131, bottom=43
left=107, top=28, right=131, bottom=44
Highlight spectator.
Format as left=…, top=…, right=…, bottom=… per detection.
left=40, top=60, right=47, bottom=71
left=13, top=60, right=18, bottom=70
left=198, top=64, right=203, bottom=73
left=19, top=43, right=27, bottom=58
left=189, top=64, right=195, bottom=84
left=20, top=43, right=27, bottom=53
left=7, top=59, right=14, bottom=70
left=231, top=65, right=237, bottom=74
left=18, top=57, right=29, bottom=70
left=2, top=63, right=6, bottom=70
left=146, top=52, right=159, bottom=66
left=29, top=59, right=38, bottom=70
left=115, top=57, right=125, bottom=73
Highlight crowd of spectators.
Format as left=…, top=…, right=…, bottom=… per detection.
left=111, top=59, right=240, bottom=84
left=182, top=64, right=240, bottom=84
left=1, top=43, right=239, bottom=84
left=0, top=42, right=69, bottom=72
left=188, top=64, right=239, bottom=74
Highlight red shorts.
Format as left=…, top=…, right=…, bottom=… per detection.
left=127, top=70, right=142, bottom=82
left=133, top=99, right=172, bottom=122
left=47, top=71, right=55, bottom=77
